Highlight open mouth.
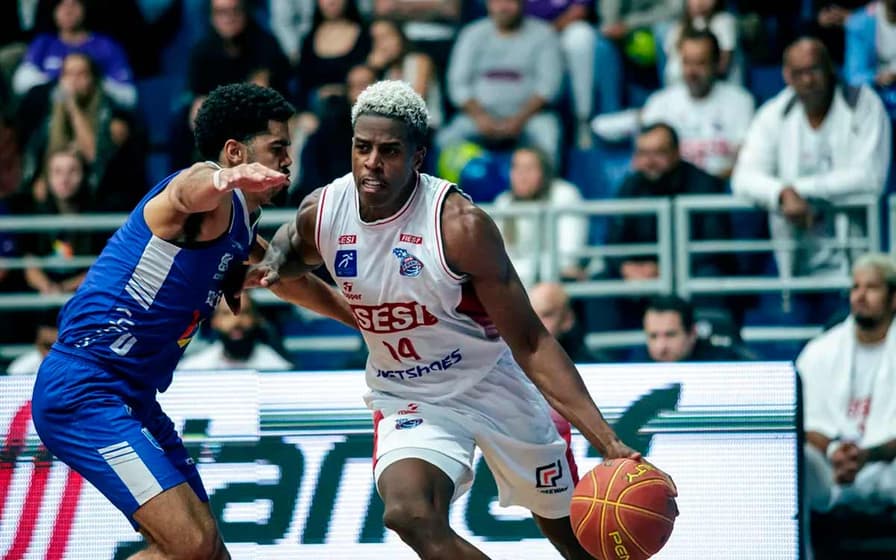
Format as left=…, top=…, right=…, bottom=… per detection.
left=361, top=178, right=386, bottom=193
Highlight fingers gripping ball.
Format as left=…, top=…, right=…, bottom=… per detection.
left=570, top=459, right=678, bottom=560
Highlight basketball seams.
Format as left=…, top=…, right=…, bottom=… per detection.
left=599, top=460, right=630, bottom=560
left=614, top=504, right=654, bottom=556
left=573, top=468, right=601, bottom=539
left=572, top=495, right=675, bottom=524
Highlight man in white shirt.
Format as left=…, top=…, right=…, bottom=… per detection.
left=798, top=253, right=896, bottom=558
left=732, top=38, right=891, bottom=280
left=6, top=313, right=57, bottom=375
left=642, top=28, right=754, bottom=178
left=177, top=295, right=293, bottom=371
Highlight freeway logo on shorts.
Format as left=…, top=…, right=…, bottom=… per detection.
left=535, top=460, right=568, bottom=494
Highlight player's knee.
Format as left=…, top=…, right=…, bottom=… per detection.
left=383, top=501, right=449, bottom=546
left=158, top=520, right=222, bottom=560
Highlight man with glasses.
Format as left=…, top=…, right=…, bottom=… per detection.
left=731, top=38, right=891, bottom=324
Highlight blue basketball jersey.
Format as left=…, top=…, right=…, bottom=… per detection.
left=55, top=171, right=257, bottom=392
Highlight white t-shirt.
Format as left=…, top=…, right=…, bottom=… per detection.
left=176, top=342, right=293, bottom=371
left=663, top=12, right=739, bottom=85
left=849, top=341, right=884, bottom=437
left=493, top=178, right=589, bottom=286
left=6, top=350, right=43, bottom=375
left=642, top=82, right=755, bottom=177
left=876, top=2, right=896, bottom=73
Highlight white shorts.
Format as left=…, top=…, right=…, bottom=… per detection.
left=367, top=353, right=575, bottom=519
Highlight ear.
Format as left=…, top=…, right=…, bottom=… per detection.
left=413, top=146, right=427, bottom=171
left=782, top=67, right=792, bottom=87
left=223, top=139, right=245, bottom=166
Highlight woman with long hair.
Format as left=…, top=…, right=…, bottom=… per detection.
left=493, top=146, right=589, bottom=286
left=663, top=0, right=741, bottom=85
left=368, top=18, right=443, bottom=128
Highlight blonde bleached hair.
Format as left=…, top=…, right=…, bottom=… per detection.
left=853, top=252, right=896, bottom=292
left=351, top=80, right=429, bottom=145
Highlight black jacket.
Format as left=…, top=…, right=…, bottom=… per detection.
left=606, top=160, right=737, bottom=278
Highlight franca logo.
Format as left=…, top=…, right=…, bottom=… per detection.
left=392, top=248, right=423, bottom=277
left=1, top=402, right=84, bottom=559
left=535, top=460, right=568, bottom=494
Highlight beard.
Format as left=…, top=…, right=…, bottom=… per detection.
left=854, top=313, right=883, bottom=330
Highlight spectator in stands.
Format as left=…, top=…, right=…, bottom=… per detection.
left=270, top=0, right=316, bottom=65
left=800, top=253, right=896, bottom=556
left=810, top=0, right=871, bottom=66
left=731, top=38, right=891, bottom=283
left=642, top=294, right=747, bottom=362
left=642, top=29, right=754, bottom=179
left=844, top=0, right=896, bottom=116
left=662, top=0, right=740, bottom=86
left=607, top=123, right=734, bottom=281
left=12, top=0, right=136, bottom=109
left=6, top=310, right=57, bottom=375
left=292, top=63, right=376, bottom=205
left=188, top=0, right=291, bottom=98
left=177, top=296, right=293, bottom=371
left=367, top=18, right=443, bottom=129
left=530, top=281, right=607, bottom=363
left=294, top=0, right=371, bottom=120
left=19, top=52, right=141, bottom=208
left=524, top=0, right=596, bottom=148
left=439, top=0, right=564, bottom=165
left=594, top=0, right=681, bottom=113
left=370, top=0, right=461, bottom=77
left=0, top=0, right=49, bottom=93
left=18, top=148, right=103, bottom=295
left=493, top=146, right=588, bottom=285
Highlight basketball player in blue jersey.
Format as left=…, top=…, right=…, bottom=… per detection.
left=30, top=83, right=355, bottom=559
left=251, top=81, right=667, bottom=560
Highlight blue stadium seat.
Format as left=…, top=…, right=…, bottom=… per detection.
left=748, top=65, right=785, bottom=106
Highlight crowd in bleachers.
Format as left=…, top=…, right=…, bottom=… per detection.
left=1, top=2, right=896, bottom=553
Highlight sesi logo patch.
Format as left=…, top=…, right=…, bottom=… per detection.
left=338, top=234, right=357, bottom=245
left=399, top=233, right=422, bottom=244
left=351, top=302, right=438, bottom=333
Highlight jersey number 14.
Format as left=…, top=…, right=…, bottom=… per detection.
left=383, top=337, right=421, bottom=361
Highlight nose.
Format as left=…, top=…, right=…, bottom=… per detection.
left=364, top=149, right=382, bottom=170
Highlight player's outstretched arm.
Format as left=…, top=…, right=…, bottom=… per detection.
left=147, top=162, right=289, bottom=239
left=252, top=187, right=325, bottom=286
left=441, top=193, right=639, bottom=460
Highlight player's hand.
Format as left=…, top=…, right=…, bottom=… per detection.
left=246, top=244, right=288, bottom=288
left=219, top=163, right=289, bottom=193
left=602, top=438, right=642, bottom=461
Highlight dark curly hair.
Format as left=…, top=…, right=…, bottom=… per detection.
left=194, top=83, right=295, bottom=161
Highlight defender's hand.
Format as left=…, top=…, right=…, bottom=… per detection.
left=218, top=163, right=289, bottom=193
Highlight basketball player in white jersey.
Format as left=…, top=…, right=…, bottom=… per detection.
left=252, top=81, right=647, bottom=559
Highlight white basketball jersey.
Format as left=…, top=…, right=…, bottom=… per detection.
left=316, top=172, right=513, bottom=402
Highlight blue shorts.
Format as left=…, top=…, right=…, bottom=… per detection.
left=31, top=351, right=208, bottom=529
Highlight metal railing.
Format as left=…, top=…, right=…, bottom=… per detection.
left=675, top=194, right=880, bottom=299
left=0, top=195, right=886, bottom=357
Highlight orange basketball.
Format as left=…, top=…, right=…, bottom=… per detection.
left=570, top=458, right=678, bottom=560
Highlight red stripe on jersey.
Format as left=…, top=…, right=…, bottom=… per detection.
left=433, top=181, right=465, bottom=281
left=371, top=410, right=385, bottom=470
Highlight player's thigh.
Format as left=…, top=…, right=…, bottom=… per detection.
left=372, top=400, right=477, bottom=503
left=142, top=400, right=209, bottom=504
left=31, top=376, right=198, bottom=529
left=474, top=406, right=575, bottom=519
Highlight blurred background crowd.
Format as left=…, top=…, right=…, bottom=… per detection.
left=0, top=0, right=894, bottom=368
